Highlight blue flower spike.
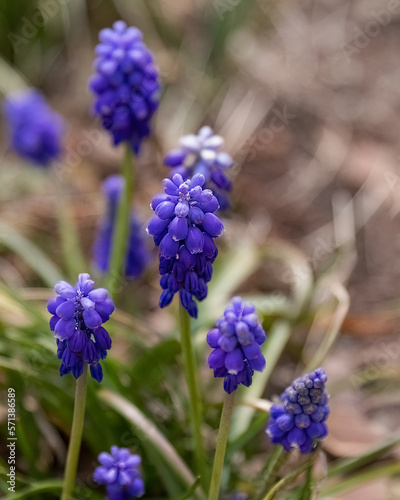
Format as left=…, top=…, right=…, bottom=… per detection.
left=3, top=89, right=64, bottom=166
left=164, top=126, right=233, bottom=210
left=266, top=368, right=330, bottom=454
left=93, top=446, right=144, bottom=499
left=93, top=175, right=150, bottom=278
left=48, top=273, right=115, bottom=382
left=89, top=20, right=160, bottom=154
left=147, top=173, right=224, bottom=318
left=207, top=297, right=267, bottom=394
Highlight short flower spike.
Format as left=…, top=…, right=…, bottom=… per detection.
left=48, top=273, right=115, bottom=382
left=3, top=89, right=64, bottom=166
left=164, top=126, right=233, bottom=209
left=207, top=297, right=267, bottom=393
left=93, top=446, right=144, bottom=499
left=147, top=173, right=224, bottom=318
left=89, top=20, right=160, bottom=154
left=266, top=368, right=330, bottom=454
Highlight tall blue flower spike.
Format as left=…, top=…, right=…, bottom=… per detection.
left=93, top=446, right=144, bottom=499
left=147, top=173, right=224, bottom=318
left=164, top=126, right=233, bottom=210
left=207, top=297, right=267, bottom=394
left=48, top=273, right=115, bottom=382
left=266, top=368, right=330, bottom=454
left=3, top=89, right=64, bottom=166
left=93, top=175, right=150, bottom=278
left=89, top=20, right=160, bottom=154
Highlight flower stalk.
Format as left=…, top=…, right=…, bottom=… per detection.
left=61, top=364, right=88, bottom=500
left=106, top=144, right=135, bottom=296
left=208, top=391, right=236, bottom=500
left=179, top=304, right=208, bottom=490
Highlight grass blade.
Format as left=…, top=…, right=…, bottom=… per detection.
left=98, top=389, right=206, bottom=500
left=0, top=222, right=63, bottom=286
left=230, top=320, right=292, bottom=441
left=2, top=480, right=63, bottom=499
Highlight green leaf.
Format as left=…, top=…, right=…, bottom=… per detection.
left=321, top=462, right=400, bottom=498
left=178, top=477, right=202, bottom=500
left=0, top=222, right=63, bottom=286
left=230, top=320, right=292, bottom=441
left=2, top=480, right=63, bottom=499
left=261, top=452, right=318, bottom=500
left=198, top=240, right=261, bottom=327
left=328, top=432, right=400, bottom=478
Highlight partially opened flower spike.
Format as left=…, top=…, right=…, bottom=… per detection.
left=164, top=126, right=233, bottom=209
left=266, top=368, right=330, bottom=454
left=48, top=273, right=115, bottom=382
left=93, top=446, right=144, bottom=499
left=147, top=172, right=224, bottom=318
left=207, top=297, right=267, bottom=393
left=3, top=89, right=64, bottom=166
left=93, top=175, right=150, bottom=278
left=89, top=20, right=160, bottom=154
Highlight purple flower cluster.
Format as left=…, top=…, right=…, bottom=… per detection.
left=207, top=297, right=266, bottom=394
left=147, top=173, right=224, bottom=318
left=164, top=126, right=233, bottom=210
left=93, top=175, right=150, bottom=278
left=3, top=89, right=64, bottom=166
left=48, top=274, right=114, bottom=382
left=89, top=20, right=160, bottom=154
left=93, top=446, right=144, bottom=500
left=266, top=368, right=330, bottom=454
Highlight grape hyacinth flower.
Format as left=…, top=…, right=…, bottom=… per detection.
left=164, top=126, right=233, bottom=209
left=266, top=368, right=330, bottom=454
left=3, top=89, right=64, bottom=166
left=207, top=297, right=267, bottom=394
left=93, top=446, right=144, bottom=499
left=89, top=20, right=160, bottom=154
left=93, top=175, right=150, bottom=278
left=47, top=273, right=115, bottom=382
left=147, top=172, right=224, bottom=318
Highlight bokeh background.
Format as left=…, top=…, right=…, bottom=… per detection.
left=1, top=0, right=400, bottom=499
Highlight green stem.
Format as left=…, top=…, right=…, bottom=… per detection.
left=179, top=304, right=208, bottom=491
left=61, top=366, right=88, bottom=500
left=254, top=446, right=286, bottom=500
left=106, top=144, right=134, bottom=296
left=208, top=391, right=236, bottom=500
left=298, top=461, right=314, bottom=500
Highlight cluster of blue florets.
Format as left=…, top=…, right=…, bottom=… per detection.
left=266, top=368, right=330, bottom=454
left=3, top=89, right=64, bottom=166
left=93, top=446, right=144, bottom=499
left=89, top=20, right=160, bottom=153
left=93, top=175, right=150, bottom=278
left=207, top=297, right=267, bottom=394
left=164, top=126, right=233, bottom=210
left=48, top=274, right=114, bottom=382
left=147, top=172, right=223, bottom=318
